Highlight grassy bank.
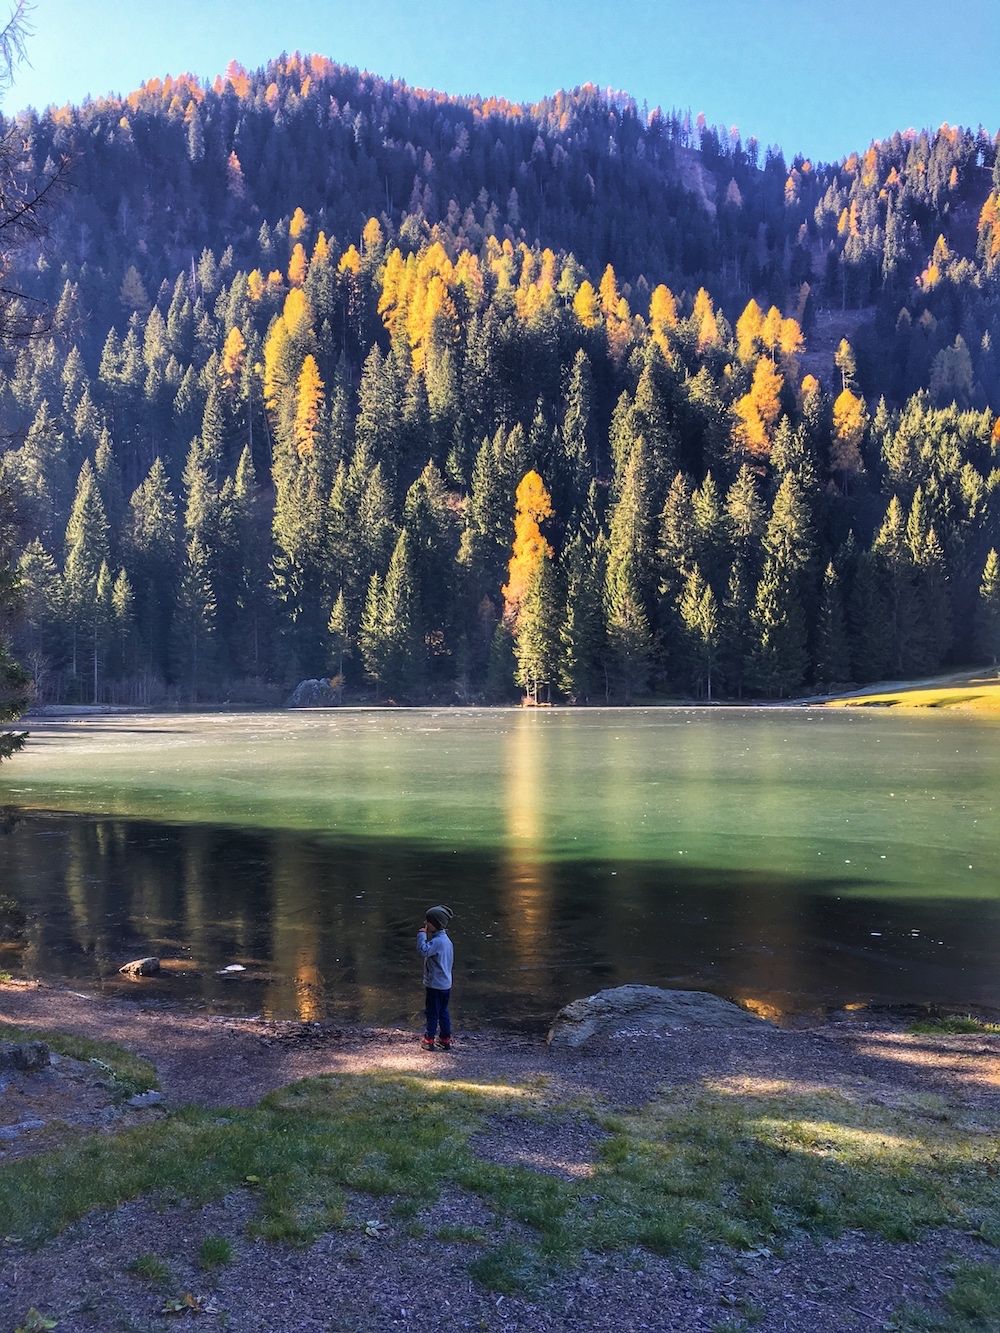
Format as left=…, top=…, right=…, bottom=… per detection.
left=823, top=671, right=1000, bottom=713
left=2, top=1069, right=996, bottom=1286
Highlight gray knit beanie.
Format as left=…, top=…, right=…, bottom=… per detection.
left=425, top=904, right=454, bottom=929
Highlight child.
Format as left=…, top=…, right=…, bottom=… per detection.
left=417, top=904, right=454, bottom=1051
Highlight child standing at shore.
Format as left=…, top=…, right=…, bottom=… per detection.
left=417, top=905, right=454, bottom=1051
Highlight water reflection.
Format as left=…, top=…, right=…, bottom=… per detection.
left=2, top=806, right=998, bottom=1025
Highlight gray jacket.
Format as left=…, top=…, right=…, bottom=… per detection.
left=417, top=928, right=453, bottom=989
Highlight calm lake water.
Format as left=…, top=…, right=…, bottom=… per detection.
left=1, top=708, right=998, bottom=1027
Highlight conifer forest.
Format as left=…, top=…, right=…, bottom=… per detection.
left=3, top=56, right=1000, bottom=705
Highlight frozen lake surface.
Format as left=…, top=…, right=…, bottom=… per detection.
left=1, top=708, right=998, bottom=1026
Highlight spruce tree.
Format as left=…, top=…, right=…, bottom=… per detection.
left=814, top=562, right=851, bottom=686
left=975, top=549, right=1000, bottom=666
left=1, top=488, right=29, bottom=759
left=558, top=531, right=605, bottom=703
left=379, top=529, right=422, bottom=698
left=678, top=564, right=720, bottom=699
left=514, top=551, right=559, bottom=704
left=749, top=561, right=808, bottom=698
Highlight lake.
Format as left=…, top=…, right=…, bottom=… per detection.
left=1, top=708, right=998, bottom=1028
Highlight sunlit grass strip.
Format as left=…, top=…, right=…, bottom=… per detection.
left=0, top=1073, right=996, bottom=1292
left=909, top=1016, right=1000, bottom=1036
left=0, top=1022, right=157, bottom=1098
left=826, top=681, right=1000, bottom=712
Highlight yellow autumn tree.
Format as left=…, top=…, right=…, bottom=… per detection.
left=289, top=206, right=308, bottom=239
left=761, top=305, right=783, bottom=360
left=288, top=242, right=308, bottom=286
left=312, top=231, right=330, bottom=263
left=649, top=285, right=677, bottom=361
left=831, top=388, right=867, bottom=483
left=733, top=358, right=784, bottom=457
left=502, top=471, right=554, bottom=619
left=692, top=288, right=720, bottom=351
left=573, top=280, right=601, bottom=329
left=338, top=244, right=361, bottom=275
left=247, top=269, right=265, bottom=302
left=293, top=354, right=325, bottom=457
left=598, top=264, right=620, bottom=314
left=263, top=317, right=292, bottom=412
left=735, top=298, right=764, bottom=362
left=219, top=326, right=246, bottom=390
left=282, top=287, right=313, bottom=339
left=361, top=216, right=384, bottom=256
left=779, top=316, right=804, bottom=364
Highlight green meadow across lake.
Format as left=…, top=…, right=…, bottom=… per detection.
left=1, top=707, right=998, bottom=1026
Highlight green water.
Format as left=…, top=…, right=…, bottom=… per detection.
left=1, top=708, right=998, bottom=1025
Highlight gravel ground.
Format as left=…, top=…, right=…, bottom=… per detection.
left=1, top=979, right=998, bottom=1332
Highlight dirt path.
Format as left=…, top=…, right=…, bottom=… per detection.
left=1, top=980, right=998, bottom=1333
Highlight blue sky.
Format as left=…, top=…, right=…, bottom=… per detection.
left=7, top=0, right=999, bottom=163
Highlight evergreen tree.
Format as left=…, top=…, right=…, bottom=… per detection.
left=975, top=549, right=1000, bottom=666
left=379, top=529, right=422, bottom=698
left=814, top=562, right=851, bottom=686
left=749, top=561, right=808, bottom=698
left=678, top=564, right=720, bottom=699
left=558, top=532, right=605, bottom=703
left=514, top=545, right=559, bottom=704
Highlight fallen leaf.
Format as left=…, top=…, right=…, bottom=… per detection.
left=162, top=1291, right=204, bottom=1314
left=244, top=1174, right=261, bottom=1185
left=15, top=1312, right=58, bottom=1333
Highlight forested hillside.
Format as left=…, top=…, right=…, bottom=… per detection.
left=2, top=54, right=999, bottom=704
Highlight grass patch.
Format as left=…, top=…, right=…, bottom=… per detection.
left=909, top=1017, right=1000, bottom=1036
left=891, top=1262, right=1000, bottom=1330
left=0, top=1071, right=995, bottom=1293
left=0, top=1022, right=157, bottom=1099
left=826, top=679, right=1000, bottom=713
left=197, top=1235, right=233, bottom=1269
left=127, top=1252, right=171, bottom=1284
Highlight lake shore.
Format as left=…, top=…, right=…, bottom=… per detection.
left=1, top=977, right=998, bottom=1332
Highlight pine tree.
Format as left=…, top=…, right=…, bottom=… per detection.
left=678, top=564, right=720, bottom=699
left=379, top=529, right=422, bottom=698
left=975, top=549, right=1000, bottom=666
left=749, top=560, right=808, bottom=698
left=558, top=532, right=605, bottom=703
left=514, top=541, right=559, bottom=704
left=814, top=562, right=851, bottom=686
left=1, top=488, right=29, bottom=758
left=359, top=572, right=385, bottom=694
left=328, top=589, right=349, bottom=684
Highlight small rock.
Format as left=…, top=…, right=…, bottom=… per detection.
left=217, top=963, right=246, bottom=974
left=118, top=956, right=160, bottom=976
left=0, top=1118, right=46, bottom=1140
left=127, top=1090, right=165, bottom=1108
left=0, top=1040, right=50, bottom=1072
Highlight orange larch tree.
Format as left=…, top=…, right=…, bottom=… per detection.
left=502, top=470, right=554, bottom=620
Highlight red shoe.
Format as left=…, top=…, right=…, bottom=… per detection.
left=420, top=1035, right=435, bottom=1051
left=436, top=1037, right=452, bottom=1051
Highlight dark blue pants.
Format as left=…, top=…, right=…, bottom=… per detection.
left=425, top=987, right=451, bottom=1039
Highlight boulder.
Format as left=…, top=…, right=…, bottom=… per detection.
left=0, top=1040, right=50, bottom=1072
left=547, top=985, right=769, bottom=1048
left=286, top=678, right=340, bottom=708
left=118, top=956, right=160, bottom=977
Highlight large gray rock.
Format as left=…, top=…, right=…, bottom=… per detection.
left=118, top=956, right=160, bottom=976
left=0, top=1040, right=50, bottom=1071
left=547, top=985, right=769, bottom=1048
left=286, top=678, right=340, bottom=708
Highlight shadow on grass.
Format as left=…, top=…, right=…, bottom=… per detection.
left=0, top=1068, right=996, bottom=1295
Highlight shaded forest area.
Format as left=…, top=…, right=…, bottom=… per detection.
left=1, top=54, right=999, bottom=704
